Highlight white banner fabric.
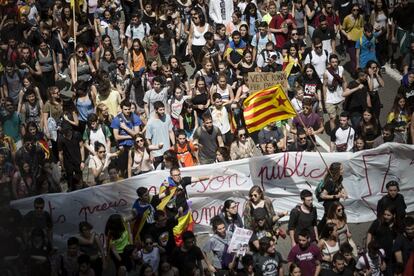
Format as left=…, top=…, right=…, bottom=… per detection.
left=11, top=143, right=414, bottom=248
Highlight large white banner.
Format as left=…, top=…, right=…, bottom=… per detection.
left=11, top=143, right=414, bottom=248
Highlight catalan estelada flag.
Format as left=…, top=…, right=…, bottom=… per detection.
left=243, top=84, right=296, bottom=133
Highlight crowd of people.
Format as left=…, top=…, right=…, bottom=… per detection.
left=0, top=0, right=414, bottom=274
left=3, top=165, right=413, bottom=276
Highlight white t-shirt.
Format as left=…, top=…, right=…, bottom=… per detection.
left=125, top=23, right=150, bottom=41
left=325, top=66, right=345, bottom=104
left=356, top=249, right=385, bottom=276
left=304, top=50, right=328, bottom=80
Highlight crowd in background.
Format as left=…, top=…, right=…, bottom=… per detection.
left=0, top=0, right=414, bottom=274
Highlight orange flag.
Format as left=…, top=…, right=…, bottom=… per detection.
left=243, top=84, right=296, bottom=133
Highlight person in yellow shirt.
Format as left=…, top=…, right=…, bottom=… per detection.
left=341, top=3, right=364, bottom=74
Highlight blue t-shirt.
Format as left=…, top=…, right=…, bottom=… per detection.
left=110, top=113, right=142, bottom=147
left=355, top=33, right=378, bottom=69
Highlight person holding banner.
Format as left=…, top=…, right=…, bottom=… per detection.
left=158, top=167, right=211, bottom=246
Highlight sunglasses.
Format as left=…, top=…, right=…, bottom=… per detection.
left=77, top=50, right=85, bottom=53
left=291, top=33, right=298, bottom=36
left=352, top=8, right=359, bottom=11
left=250, top=193, right=259, bottom=198
left=117, top=63, right=125, bottom=66
left=239, top=133, right=246, bottom=137
left=299, top=137, right=307, bottom=141
left=315, top=45, right=322, bottom=49
left=136, top=139, right=144, bottom=143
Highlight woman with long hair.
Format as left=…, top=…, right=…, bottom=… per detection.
left=127, top=38, right=146, bottom=78
left=319, top=162, right=348, bottom=230
left=353, top=137, right=367, bottom=152
left=141, top=60, right=161, bottom=92
left=17, top=75, right=42, bottom=113
left=169, top=55, right=190, bottom=92
left=127, top=134, right=160, bottom=177
left=239, top=23, right=252, bottom=45
left=194, top=57, right=216, bottom=89
left=387, top=94, right=410, bottom=143
left=283, top=44, right=303, bottom=98
left=340, top=3, right=364, bottom=74
left=88, top=141, right=119, bottom=185
left=297, top=63, right=322, bottom=112
left=356, top=108, right=381, bottom=148
left=230, top=128, right=261, bottom=160
left=318, top=222, right=340, bottom=269
left=366, top=60, right=385, bottom=120
left=36, top=38, right=59, bottom=100
left=179, top=99, right=199, bottom=138
left=98, top=48, right=116, bottom=73
left=219, top=199, right=244, bottom=233
left=187, top=7, right=210, bottom=69
left=191, top=76, right=210, bottom=120
left=156, top=21, right=176, bottom=64
left=243, top=185, right=287, bottom=231
left=326, top=202, right=353, bottom=249
left=96, top=103, right=114, bottom=140
left=11, top=161, right=35, bottom=199
left=95, top=34, right=115, bottom=69
left=69, top=43, right=96, bottom=83
left=242, top=2, right=262, bottom=36
left=237, top=49, right=257, bottom=77
left=369, top=0, right=388, bottom=69
left=216, top=146, right=231, bottom=162
left=42, top=86, right=63, bottom=161
left=74, top=80, right=95, bottom=135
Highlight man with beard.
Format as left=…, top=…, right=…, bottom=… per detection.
left=288, top=129, right=315, bottom=152
left=288, top=229, right=322, bottom=276
left=330, top=112, right=355, bottom=152
left=372, top=123, right=404, bottom=148
left=17, top=46, right=42, bottom=77
left=356, top=24, right=379, bottom=70
left=312, top=15, right=336, bottom=55
left=377, top=181, right=407, bottom=222
left=253, top=236, right=284, bottom=276
left=321, top=253, right=353, bottom=276
left=203, top=216, right=234, bottom=274
left=193, top=112, right=224, bottom=165
left=288, top=190, right=319, bottom=246
left=145, top=101, right=175, bottom=168
left=15, top=134, right=45, bottom=183
left=2, top=62, right=23, bottom=105
left=394, top=216, right=414, bottom=275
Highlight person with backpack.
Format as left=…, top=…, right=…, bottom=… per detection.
left=317, top=162, right=348, bottom=232
left=251, top=21, right=276, bottom=62
left=125, top=12, right=150, bottom=49
left=256, top=41, right=283, bottom=72
left=320, top=252, right=354, bottom=276
left=171, top=129, right=198, bottom=168
left=2, top=61, right=23, bottom=105
left=288, top=189, right=319, bottom=246
left=203, top=216, right=234, bottom=275
left=304, top=37, right=329, bottom=82
left=356, top=240, right=386, bottom=276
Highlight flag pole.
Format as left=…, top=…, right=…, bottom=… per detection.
left=72, top=0, right=77, bottom=82
left=282, top=86, right=333, bottom=178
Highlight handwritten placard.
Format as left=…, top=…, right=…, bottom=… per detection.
left=248, top=72, right=288, bottom=92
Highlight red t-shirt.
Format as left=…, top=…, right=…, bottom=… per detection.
left=269, top=14, right=296, bottom=49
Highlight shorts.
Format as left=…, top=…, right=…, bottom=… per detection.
left=325, top=102, right=343, bottom=119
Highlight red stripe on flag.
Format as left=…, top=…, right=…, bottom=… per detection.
left=244, top=104, right=276, bottom=120
left=251, top=88, right=277, bottom=99
left=244, top=97, right=274, bottom=113
left=246, top=111, right=288, bottom=128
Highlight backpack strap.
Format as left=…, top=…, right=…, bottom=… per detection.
left=362, top=253, right=370, bottom=270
